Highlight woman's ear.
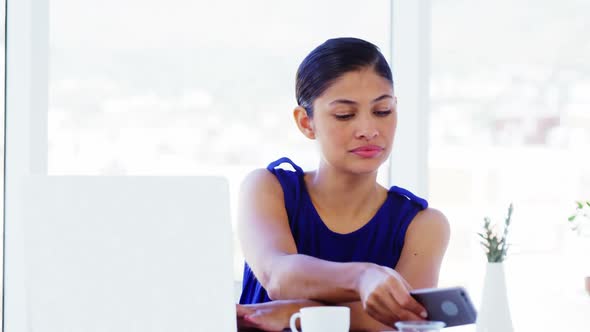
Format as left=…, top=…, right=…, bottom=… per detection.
left=293, top=106, right=315, bottom=140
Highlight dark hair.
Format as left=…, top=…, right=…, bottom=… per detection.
left=295, top=37, right=393, bottom=116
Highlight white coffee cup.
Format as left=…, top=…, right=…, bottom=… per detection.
left=289, top=306, right=350, bottom=332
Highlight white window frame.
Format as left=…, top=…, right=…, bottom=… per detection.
left=4, top=0, right=48, bottom=330
left=389, top=0, right=431, bottom=198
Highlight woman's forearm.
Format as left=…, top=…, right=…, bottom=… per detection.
left=265, top=254, right=372, bottom=303
left=237, top=299, right=391, bottom=332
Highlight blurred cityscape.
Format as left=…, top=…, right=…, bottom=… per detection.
left=6, top=0, right=586, bottom=282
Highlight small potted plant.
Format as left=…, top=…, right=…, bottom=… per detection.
left=567, top=200, right=590, bottom=295
left=568, top=200, right=590, bottom=235
left=475, top=203, right=514, bottom=332
left=478, top=203, right=513, bottom=263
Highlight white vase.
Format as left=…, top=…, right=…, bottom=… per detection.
left=476, top=262, right=514, bottom=332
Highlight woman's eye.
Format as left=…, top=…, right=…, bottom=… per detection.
left=374, top=110, right=392, bottom=117
left=334, top=113, right=354, bottom=120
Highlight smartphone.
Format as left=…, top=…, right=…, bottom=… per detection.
left=410, top=286, right=477, bottom=327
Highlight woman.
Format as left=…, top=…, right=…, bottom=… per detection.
left=236, top=37, right=450, bottom=331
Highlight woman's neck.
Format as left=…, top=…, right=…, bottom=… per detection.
left=304, top=162, right=386, bottom=223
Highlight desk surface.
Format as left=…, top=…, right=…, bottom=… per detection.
left=237, top=288, right=589, bottom=332
left=238, top=253, right=590, bottom=332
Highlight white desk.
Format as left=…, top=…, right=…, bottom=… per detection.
left=443, top=253, right=590, bottom=332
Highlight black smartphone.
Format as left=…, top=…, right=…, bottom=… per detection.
left=410, top=286, right=477, bottom=327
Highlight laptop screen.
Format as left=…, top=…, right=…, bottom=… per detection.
left=20, top=176, right=236, bottom=332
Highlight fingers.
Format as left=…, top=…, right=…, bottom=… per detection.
left=364, top=289, right=401, bottom=325
left=237, top=302, right=295, bottom=332
left=388, top=279, right=427, bottom=319
left=237, top=312, right=266, bottom=331
left=244, top=311, right=286, bottom=332
left=366, top=287, right=424, bottom=324
left=362, top=274, right=427, bottom=325
left=237, top=314, right=259, bottom=331
left=359, top=266, right=430, bottom=326
left=236, top=304, right=255, bottom=318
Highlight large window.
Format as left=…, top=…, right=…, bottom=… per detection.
left=46, top=0, right=392, bottom=280
left=6, top=1, right=394, bottom=326
left=430, top=1, right=590, bottom=330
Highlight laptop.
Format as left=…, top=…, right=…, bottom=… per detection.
left=20, top=176, right=236, bottom=332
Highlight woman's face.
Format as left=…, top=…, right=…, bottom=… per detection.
left=308, top=67, right=397, bottom=175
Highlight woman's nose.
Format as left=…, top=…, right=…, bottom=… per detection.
left=355, top=116, right=379, bottom=140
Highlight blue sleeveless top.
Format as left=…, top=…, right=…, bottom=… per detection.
left=239, top=157, right=428, bottom=304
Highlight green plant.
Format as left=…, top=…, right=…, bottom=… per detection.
left=567, top=200, right=590, bottom=235
left=478, top=203, right=514, bottom=263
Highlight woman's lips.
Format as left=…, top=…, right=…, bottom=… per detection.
left=349, top=145, right=384, bottom=158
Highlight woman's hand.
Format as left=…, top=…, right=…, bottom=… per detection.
left=357, top=264, right=428, bottom=326
left=236, top=300, right=321, bottom=332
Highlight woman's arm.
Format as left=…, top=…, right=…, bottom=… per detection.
left=237, top=300, right=322, bottom=331
left=238, top=169, right=425, bottom=323
left=394, top=208, right=451, bottom=289
left=237, top=300, right=392, bottom=332
left=236, top=208, right=451, bottom=332
left=238, top=169, right=367, bottom=302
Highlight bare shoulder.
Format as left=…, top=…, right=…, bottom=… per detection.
left=238, top=168, right=289, bottom=222
left=240, top=168, right=282, bottom=196
left=407, top=207, right=450, bottom=240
